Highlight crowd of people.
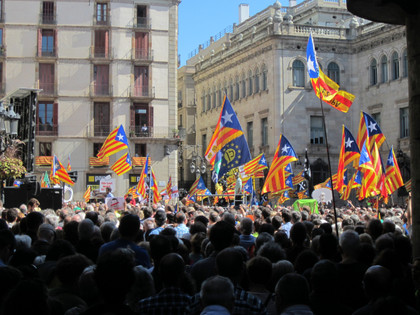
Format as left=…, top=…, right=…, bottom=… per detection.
left=0, top=194, right=418, bottom=315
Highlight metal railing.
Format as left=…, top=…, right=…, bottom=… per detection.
left=38, top=82, right=56, bottom=96
left=135, top=17, right=151, bottom=29
left=36, top=123, right=58, bottom=136
left=90, top=83, right=112, bottom=97
left=128, top=126, right=179, bottom=139
left=40, top=13, right=56, bottom=25
left=90, top=46, right=111, bottom=59
left=86, top=124, right=111, bottom=137
left=93, top=14, right=110, bottom=26
left=38, top=47, right=56, bottom=57
left=130, top=85, right=155, bottom=98
left=133, top=48, right=153, bottom=61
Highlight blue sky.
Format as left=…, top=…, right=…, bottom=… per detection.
left=178, top=0, right=300, bottom=66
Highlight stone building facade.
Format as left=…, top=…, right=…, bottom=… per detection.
left=0, top=0, right=180, bottom=200
left=179, top=0, right=409, bottom=202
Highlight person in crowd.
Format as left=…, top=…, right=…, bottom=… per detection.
left=200, top=276, right=235, bottom=315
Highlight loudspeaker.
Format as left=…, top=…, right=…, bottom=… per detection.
left=4, top=187, right=63, bottom=210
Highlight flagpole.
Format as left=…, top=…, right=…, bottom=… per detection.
left=319, top=98, right=340, bottom=237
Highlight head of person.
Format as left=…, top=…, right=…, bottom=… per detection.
left=27, top=198, right=40, bottom=212
left=154, top=210, right=167, bottom=228
left=216, top=247, right=245, bottom=284
left=118, top=214, right=140, bottom=240
left=200, top=276, right=235, bottom=312
left=159, top=253, right=185, bottom=288
left=209, top=221, right=235, bottom=252
left=275, top=273, right=310, bottom=313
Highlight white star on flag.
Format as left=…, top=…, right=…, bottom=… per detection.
left=388, top=156, right=394, bottom=165
left=117, top=133, right=124, bottom=141
left=345, top=138, right=354, bottom=148
left=367, top=121, right=377, bottom=133
left=307, top=56, right=316, bottom=74
left=281, top=144, right=290, bottom=154
left=222, top=111, right=233, bottom=124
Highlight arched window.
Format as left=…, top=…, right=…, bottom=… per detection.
left=392, top=52, right=399, bottom=80
left=254, top=68, right=260, bottom=93
left=327, top=62, right=340, bottom=85
left=380, top=55, right=388, bottom=83
left=235, top=76, right=240, bottom=101
left=370, top=59, right=378, bottom=85
left=292, top=60, right=305, bottom=87
left=241, top=74, right=246, bottom=98
left=402, top=49, right=408, bottom=78
left=248, top=70, right=253, bottom=96
left=262, top=65, right=268, bottom=91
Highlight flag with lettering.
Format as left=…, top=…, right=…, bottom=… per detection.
left=262, top=135, right=298, bottom=194
left=51, top=155, right=75, bottom=186
left=307, top=33, right=355, bottom=113
left=97, top=125, right=129, bottom=159
left=110, top=152, right=132, bottom=176
left=385, top=147, right=404, bottom=194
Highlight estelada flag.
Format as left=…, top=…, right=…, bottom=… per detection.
left=111, top=152, right=132, bottom=176
left=136, top=154, right=149, bottom=199
left=51, top=155, right=75, bottom=186
left=83, top=186, right=91, bottom=202
left=306, top=33, right=355, bottom=113
left=356, top=111, right=385, bottom=152
left=97, top=125, right=129, bottom=160
left=385, top=147, right=404, bottom=195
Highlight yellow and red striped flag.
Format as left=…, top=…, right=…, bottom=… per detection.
left=97, top=125, right=129, bottom=160
left=385, top=147, right=404, bottom=194
left=83, top=186, right=91, bottom=202
left=356, top=112, right=385, bottom=153
left=150, top=168, right=161, bottom=204
left=67, top=154, right=72, bottom=171
left=238, top=153, right=268, bottom=178
left=51, top=155, right=74, bottom=186
left=405, top=179, right=412, bottom=193
left=110, top=152, right=132, bottom=176
left=358, top=142, right=377, bottom=200
left=136, top=154, right=149, bottom=199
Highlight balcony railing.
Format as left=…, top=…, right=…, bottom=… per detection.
left=90, top=83, right=112, bottom=97
left=35, top=156, right=53, bottom=166
left=89, top=156, right=110, bottom=167
left=94, top=14, right=110, bottom=26
left=132, top=49, right=153, bottom=61
left=90, top=46, right=111, bottom=59
left=38, top=47, right=56, bottom=57
left=130, top=85, right=155, bottom=98
left=135, top=17, right=150, bottom=29
left=40, top=13, right=56, bottom=24
left=128, top=126, right=181, bottom=139
left=38, top=82, right=56, bottom=96
left=36, top=123, right=58, bottom=136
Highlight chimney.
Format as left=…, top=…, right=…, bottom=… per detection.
left=239, top=4, right=249, bottom=24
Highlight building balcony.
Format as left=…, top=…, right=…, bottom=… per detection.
left=89, top=156, right=110, bottom=167
left=132, top=49, right=153, bottom=62
left=40, top=13, right=56, bottom=25
left=94, top=15, right=110, bottom=26
left=134, top=17, right=151, bottom=29
left=37, top=47, right=56, bottom=58
left=85, top=124, right=112, bottom=138
left=90, top=46, right=112, bottom=59
left=132, top=156, right=151, bottom=167
left=36, top=123, right=58, bottom=136
left=90, top=83, right=112, bottom=97
left=128, top=125, right=182, bottom=141
left=130, top=85, right=155, bottom=99
left=38, top=82, right=56, bottom=96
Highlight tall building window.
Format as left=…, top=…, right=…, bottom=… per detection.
left=235, top=76, right=240, bottom=101
left=136, top=5, right=148, bottom=27
left=371, top=112, right=381, bottom=128
left=292, top=60, right=305, bottom=87
left=247, top=121, right=253, bottom=149
left=392, top=52, right=399, bottom=80
left=241, top=74, right=246, bottom=98
left=402, top=49, right=408, bottom=78
left=370, top=59, right=378, bottom=85
left=135, top=143, right=147, bottom=157
left=261, top=118, right=268, bottom=146
left=94, top=102, right=110, bottom=137
left=229, top=79, right=233, bottom=101
left=207, top=89, right=211, bottom=111
left=248, top=70, right=253, bottom=96
left=213, top=87, right=217, bottom=108
left=131, top=103, right=153, bottom=136
left=39, top=63, right=55, bottom=95
left=327, top=62, right=340, bottom=85
left=39, top=29, right=56, bottom=57
left=202, top=134, right=207, bottom=157
left=39, top=142, right=52, bottom=156
left=133, top=66, right=148, bottom=97
left=42, top=1, right=55, bottom=24
left=262, top=65, right=268, bottom=91
left=37, top=102, right=57, bottom=135
left=400, top=107, right=409, bottom=138
left=218, top=84, right=222, bottom=106
left=254, top=68, right=260, bottom=93
left=93, top=143, right=103, bottom=156
left=134, top=32, right=149, bottom=60
left=0, top=0, right=4, bottom=22
left=201, top=92, right=205, bottom=113
left=93, top=64, right=109, bottom=96
left=310, top=116, right=324, bottom=144
left=96, top=2, right=108, bottom=25
left=380, top=55, right=388, bottom=83
left=94, top=30, right=109, bottom=58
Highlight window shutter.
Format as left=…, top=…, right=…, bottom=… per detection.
left=54, top=29, right=57, bottom=56
left=53, top=102, right=58, bottom=134
left=38, top=29, right=42, bottom=56
left=105, top=30, right=109, bottom=58
left=148, top=105, right=153, bottom=128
